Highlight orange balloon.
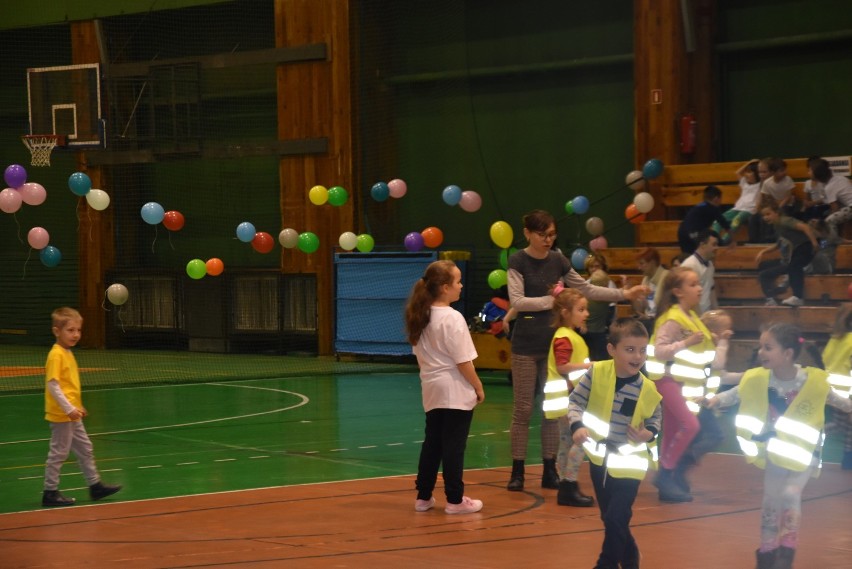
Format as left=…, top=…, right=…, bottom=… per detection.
left=205, top=258, right=224, bottom=276
left=162, top=210, right=185, bottom=231
left=251, top=231, right=275, bottom=254
left=421, top=226, right=444, bottom=248
left=625, top=203, right=646, bottom=224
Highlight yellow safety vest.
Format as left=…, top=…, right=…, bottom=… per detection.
left=735, top=367, right=831, bottom=473
left=822, top=333, right=852, bottom=399
left=646, top=306, right=717, bottom=413
left=543, top=327, right=589, bottom=419
left=579, top=360, right=662, bottom=480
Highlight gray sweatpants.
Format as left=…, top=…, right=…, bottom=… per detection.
left=44, top=421, right=100, bottom=490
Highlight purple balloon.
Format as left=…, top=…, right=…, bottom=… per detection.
left=4, top=164, right=27, bottom=189
left=404, top=231, right=425, bottom=252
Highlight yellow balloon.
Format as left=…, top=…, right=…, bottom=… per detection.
left=308, top=185, right=328, bottom=205
left=489, top=221, right=514, bottom=249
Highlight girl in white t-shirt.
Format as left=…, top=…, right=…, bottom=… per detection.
left=715, top=159, right=761, bottom=244
left=405, top=260, right=485, bottom=515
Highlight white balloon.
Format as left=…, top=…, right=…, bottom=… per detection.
left=633, top=192, right=655, bottom=214
left=338, top=231, right=358, bottom=251
left=625, top=170, right=645, bottom=191
left=86, top=189, right=110, bottom=211
left=106, top=283, right=129, bottom=306
left=278, top=228, right=299, bottom=248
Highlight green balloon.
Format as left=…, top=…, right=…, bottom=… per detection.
left=186, top=259, right=207, bottom=280
left=487, top=269, right=508, bottom=289
left=498, top=247, right=517, bottom=270
left=328, top=186, right=349, bottom=206
left=564, top=200, right=574, bottom=215
left=356, top=233, right=374, bottom=252
left=297, top=232, right=320, bottom=254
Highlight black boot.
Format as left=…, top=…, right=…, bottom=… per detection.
left=556, top=479, right=595, bottom=507
left=89, top=481, right=122, bottom=501
left=507, top=459, right=525, bottom=491
left=672, top=457, right=694, bottom=494
left=541, top=458, right=559, bottom=489
left=42, top=490, right=75, bottom=507
left=755, top=548, right=776, bottom=569
left=772, top=546, right=794, bottom=569
left=654, top=468, right=692, bottom=503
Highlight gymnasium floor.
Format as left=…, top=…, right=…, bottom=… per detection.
left=0, top=350, right=850, bottom=567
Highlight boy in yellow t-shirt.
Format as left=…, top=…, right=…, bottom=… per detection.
left=42, top=307, right=121, bottom=507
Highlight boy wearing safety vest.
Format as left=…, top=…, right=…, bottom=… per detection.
left=568, top=318, right=662, bottom=569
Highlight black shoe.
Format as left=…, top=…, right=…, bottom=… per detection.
left=755, top=548, right=776, bottom=569
left=556, top=480, right=595, bottom=507
left=773, top=546, right=795, bottom=569
left=507, top=459, right=525, bottom=491
left=654, top=468, right=692, bottom=503
left=89, top=481, right=122, bottom=501
left=42, top=490, right=75, bottom=507
left=541, top=458, right=559, bottom=489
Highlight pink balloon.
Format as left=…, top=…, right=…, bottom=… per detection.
left=589, top=236, right=608, bottom=251
left=19, top=182, right=46, bottom=206
left=388, top=178, right=407, bottom=198
left=459, top=190, right=482, bottom=213
left=0, top=188, right=23, bottom=214
left=27, top=227, right=49, bottom=250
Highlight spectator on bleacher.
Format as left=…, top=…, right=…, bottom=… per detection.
left=670, top=251, right=689, bottom=268
left=628, top=247, right=669, bottom=334
left=800, top=156, right=831, bottom=221
left=755, top=203, right=819, bottom=307
left=680, top=229, right=719, bottom=315
left=581, top=253, right=617, bottom=362
left=805, top=218, right=852, bottom=275
left=817, top=158, right=852, bottom=240
left=749, top=157, right=796, bottom=243
left=677, top=185, right=730, bottom=255
left=713, top=160, right=761, bottom=245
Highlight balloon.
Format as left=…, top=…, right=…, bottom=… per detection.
left=20, top=182, right=46, bottom=206
left=236, top=221, right=256, bottom=242
left=589, top=236, right=609, bottom=251
left=459, top=190, right=482, bottom=213
left=585, top=216, right=604, bottom=236
left=642, top=158, right=664, bottom=180
left=297, top=231, right=320, bottom=253
left=487, top=269, right=508, bottom=289
left=27, top=227, right=49, bottom=249
left=421, top=226, right=444, bottom=248
left=404, top=231, right=425, bottom=252
left=140, top=202, right=165, bottom=225
left=251, top=231, right=275, bottom=253
left=106, top=283, right=129, bottom=305
left=633, top=192, right=655, bottom=214
left=388, top=178, right=407, bottom=198
left=39, top=245, right=62, bottom=267
left=279, top=228, right=299, bottom=248
left=564, top=200, right=574, bottom=215
left=308, top=185, right=328, bottom=205
left=4, top=164, right=27, bottom=188
left=68, top=172, right=92, bottom=196
left=206, top=258, right=224, bottom=276
left=499, top=247, right=517, bottom=270
left=571, top=248, right=590, bottom=271
left=186, top=259, right=206, bottom=279
left=442, top=184, right=462, bottom=206
left=356, top=233, right=375, bottom=253
left=625, top=170, right=645, bottom=191
left=572, top=195, right=590, bottom=215
left=0, top=188, right=22, bottom=213
left=162, top=210, right=185, bottom=231
left=625, top=203, right=647, bottom=224
left=370, top=182, right=390, bottom=202
left=85, top=189, right=109, bottom=211
left=327, top=186, right=348, bottom=206
left=338, top=232, right=358, bottom=250
left=489, top=221, right=513, bottom=249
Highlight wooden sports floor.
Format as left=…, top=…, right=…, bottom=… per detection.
left=1, top=364, right=850, bottom=568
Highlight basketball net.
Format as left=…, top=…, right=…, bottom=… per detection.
left=21, top=135, right=60, bottom=167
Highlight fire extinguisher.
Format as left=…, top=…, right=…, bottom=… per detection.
left=680, top=113, right=697, bottom=154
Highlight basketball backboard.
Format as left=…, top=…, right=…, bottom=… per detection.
left=27, top=63, right=103, bottom=148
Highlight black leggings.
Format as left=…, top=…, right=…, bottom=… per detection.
left=758, top=243, right=814, bottom=298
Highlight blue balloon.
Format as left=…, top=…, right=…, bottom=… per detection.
left=39, top=245, right=62, bottom=267
left=442, top=184, right=462, bottom=206
left=370, top=182, right=390, bottom=202
left=642, top=158, right=664, bottom=180
left=140, top=202, right=165, bottom=225
left=236, top=221, right=256, bottom=243
left=572, top=195, right=590, bottom=215
left=68, top=172, right=92, bottom=196
left=570, top=247, right=589, bottom=271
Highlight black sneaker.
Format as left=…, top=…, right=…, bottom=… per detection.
left=89, top=481, right=122, bottom=501
left=42, top=490, right=76, bottom=507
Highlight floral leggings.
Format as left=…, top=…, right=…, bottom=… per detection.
left=758, top=460, right=815, bottom=552
left=557, top=416, right=585, bottom=481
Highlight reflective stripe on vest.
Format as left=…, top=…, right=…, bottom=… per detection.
left=827, top=373, right=852, bottom=398
left=544, top=327, right=589, bottom=419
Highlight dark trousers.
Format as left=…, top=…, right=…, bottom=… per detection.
left=590, top=462, right=641, bottom=569
left=758, top=243, right=814, bottom=298
left=415, top=408, right=474, bottom=504
left=681, top=406, right=725, bottom=466
left=582, top=331, right=611, bottom=362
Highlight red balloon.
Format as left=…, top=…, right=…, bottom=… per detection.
left=251, top=231, right=275, bottom=253
left=162, top=210, right=185, bottom=231
left=625, top=203, right=646, bottom=224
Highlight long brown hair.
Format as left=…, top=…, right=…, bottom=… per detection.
left=404, top=260, right=458, bottom=345
left=654, top=266, right=698, bottom=319
left=551, top=287, right=585, bottom=330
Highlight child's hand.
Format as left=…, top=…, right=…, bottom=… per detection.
left=686, top=331, right=705, bottom=347
left=572, top=427, right=591, bottom=446
left=475, top=386, right=485, bottom=404
left=627, top=425, right=652, bottom=444
left=68, top=408, right=83, bottom=421
left=700, top=396, right=719, bottom=409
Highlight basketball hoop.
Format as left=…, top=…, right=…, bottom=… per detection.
left=21, top=135, right=62, bottom=167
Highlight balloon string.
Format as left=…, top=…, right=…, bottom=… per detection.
left=87, top=205, right=93, bottom=242
left=22, top=247, right=31, bottom=279
left=101, top=290, right=110, bottom=312
left=117, top=306, right=125, bottom=333
left=151, top=225, right=158, bottom=253
left=13, top=212, right=23, bottom=245
left=168, top=231, right=175, bottom=250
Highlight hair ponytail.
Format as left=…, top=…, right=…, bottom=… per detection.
left=404, top=260, right=457, bottom=345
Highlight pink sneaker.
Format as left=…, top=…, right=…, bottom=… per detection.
left=444, top=496, right=483, bottom=514
left=414, top=497, right=435, bottom=512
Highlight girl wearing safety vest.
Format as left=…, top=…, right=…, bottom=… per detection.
left=646, top=266, right=723, bottom=503
left=821, top=303, right=852, bottom=469
left=706, top=323, right=852, bottom=569
left=542, top=285, right=594, bottom=507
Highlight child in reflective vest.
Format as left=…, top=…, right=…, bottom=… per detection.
left=821, top=303, right=852, bottom=469
left=568, top=318, right=662, bottom=569
left=706, top=323, right=852, bottom=569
